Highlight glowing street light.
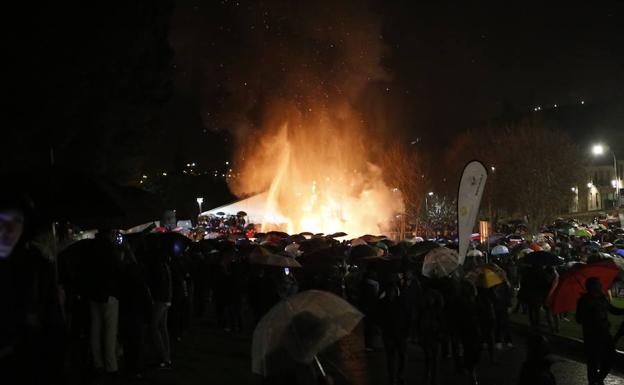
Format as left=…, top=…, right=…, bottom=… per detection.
left=591, top=143, right=620, bottom=207
left=196, top=197, right=204, bottom=217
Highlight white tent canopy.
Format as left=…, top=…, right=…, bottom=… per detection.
left=201, top=192, right=287, bottom=225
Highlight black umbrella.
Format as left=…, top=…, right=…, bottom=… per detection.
left=237, top=211, right=248, bottom=217
left=298, top=247, right=345, bottom=266
left=9, top=169, right=163, bottom=229
left=523, top=251, right=564, bottom=266
left=407, top=241, right=439, bottom=258
left=287, top=234, right=307, bottom=244
left=349, top=244, right=378, bottom=260
left=299, top=238, right=328, bottom=254
left=144, top=232, right=191, bottom=258
left=267, top=231, right=290, bottom=239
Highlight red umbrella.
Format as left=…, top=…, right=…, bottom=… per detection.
left=546, top=260, right=619, bottom=314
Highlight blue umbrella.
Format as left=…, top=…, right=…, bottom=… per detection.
left=491, top=245, right=510, bottom=256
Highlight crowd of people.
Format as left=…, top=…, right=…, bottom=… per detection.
left=2, top=191, right=624, bottom=385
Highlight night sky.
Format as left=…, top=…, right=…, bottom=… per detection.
left=164, top=0, right=623, bottom=168
left=7, top=0, right=624, bottom=179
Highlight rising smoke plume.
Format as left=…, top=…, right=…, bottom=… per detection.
left=205, top=0, right=404, bottom=234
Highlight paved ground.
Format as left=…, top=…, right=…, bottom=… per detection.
left=91, top=316, right=624, bottom=385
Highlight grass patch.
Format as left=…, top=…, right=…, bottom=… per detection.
left=509, top=297, right=624, bottom=350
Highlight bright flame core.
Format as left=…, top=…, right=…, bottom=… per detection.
left=230, top=108, right=404, bottom=236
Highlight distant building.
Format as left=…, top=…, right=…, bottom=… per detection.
left=570, top=159, right=623, bottom=212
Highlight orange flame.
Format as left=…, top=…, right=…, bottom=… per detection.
left=230, top=105, right=404, bottom=236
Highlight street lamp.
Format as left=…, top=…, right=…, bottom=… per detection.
left=422, top=192, right=434, bottom=238
left=196, top=197, right=204, bottom=217
left=591, top=144, right=620, bottom=207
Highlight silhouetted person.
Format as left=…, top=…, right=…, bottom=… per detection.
left=359, top=269, right=380, bottom=350
left=492, top=280, right=513, bottom=349
left=148, top=249, right=172, bottom=369
left=118, top=244, right=151, bottom=379
left=418, top=282, right=444, bottom=385
left=378, top=280, right=409, bottom=385
left=87, top=230, right=122, bottom=375
left=455, top=280, right=481, bottom=385
left=517, top=334, right=556, bottom=385
left=476, top=287, right=496, bottom=362
left=0, top=197, right=66, bottom=385
left=576, top=277, right=624, bottom=385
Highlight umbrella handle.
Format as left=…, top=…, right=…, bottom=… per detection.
left=314, top=355, right=327, bottom=378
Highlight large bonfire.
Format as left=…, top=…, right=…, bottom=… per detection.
left=217, top=1, right=406, bottom=236
left=229, top=102, right=404, bottom=236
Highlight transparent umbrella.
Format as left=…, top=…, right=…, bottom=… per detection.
left=252, top=290, right=363, bottom=376
left=422, top=247, right=460, bottom=278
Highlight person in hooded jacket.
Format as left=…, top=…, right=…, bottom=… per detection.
left=0, top=195, right=65, bottom=385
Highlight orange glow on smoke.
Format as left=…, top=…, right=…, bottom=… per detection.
left=229, top=103, right=404, bottom=236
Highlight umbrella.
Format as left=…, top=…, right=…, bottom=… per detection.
left=464, top=264, right=506, bottom=288
left=511, top=243, right=528, bottom=256
left=488, top=233, right=505, bottom=245
left=299, top=238, right=328, bottom=254
left=287, top=234, right=307, bottom=244
left=142, top=232, right=191, bottom=258
left=466, top=249, right=483, bottom=257
left=517, top=248, right=535, bottom=258
left=328, top=232, right=348, bottom=238
left=574, top=228, right=593, bottom=238
left=216, top=212, right=225, bottom=216
left=529, top=243, right=543, bottom=252
left=601, top=242, right=614, bottom=250
left=546, top=260, right=619, bottom=314
left=349, top=244, right=378, bottom=260
left=284, top=243, right=303, bottom=258
left=10, top=169, right=164, bottom=229
left=267, top=231, right=290, bottom=239
left=360, top=234, right=385, bottom=243
left=422, top=247, right=460, bottom=278
left=252, top=290, right=363, bottom=376
left=236, top=211, right=248, bottom=217
left=407, top=241, right=439, bottom=258
left=249, top=247, right=302, bottom=268
left=523, top=251, right=564, bottom=266
left=297, top=248, right=345, bottom=266
left=607, top=256, right=624, bottom=271
left=491, top=245, right=510, bottom=256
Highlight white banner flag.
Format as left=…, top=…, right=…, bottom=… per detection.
left=457, top=161, right=488, bottom=264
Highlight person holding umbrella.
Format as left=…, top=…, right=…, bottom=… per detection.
left=576, top=277, right=624, bottom=385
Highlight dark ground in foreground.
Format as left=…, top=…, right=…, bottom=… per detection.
left=88, top=316, right=624, bottom=385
